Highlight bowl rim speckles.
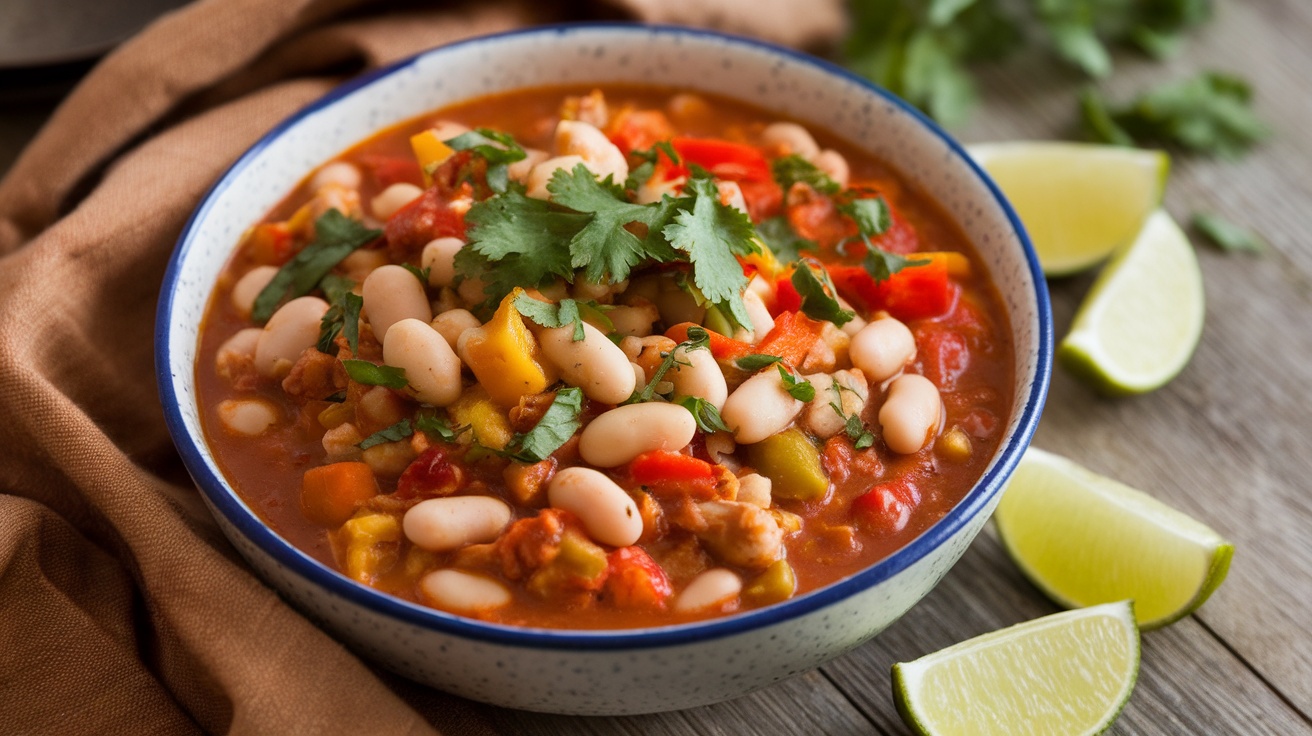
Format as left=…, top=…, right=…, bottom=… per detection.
left=157, top=23, right=1051, bottom=653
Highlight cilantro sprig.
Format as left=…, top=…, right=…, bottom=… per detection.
left=792, top=260, right=856, bottom=327
left=342, top=360, right=408, bottom=389
left=776, top=364, right=815, bottom=402
left=251, top=210, right=380, bottom=323
left=502, top=387, right=584, bottom=463
left=514, top=293, right=587, bottom=341
left=443, top=128, right=527, bottom=193
left=772, top=155, right=841, bottom=195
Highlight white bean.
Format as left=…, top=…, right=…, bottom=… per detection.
left=721, top=369, right=804, bottom=445
left=216, top=398, right=278, bottom=436
left=363, top=264, right=432, bottom=342
left=339, top=248, right=389, bottom=282
left=429, top=308, right=481, bottom=348
left=850, top=317, right=916, bottom=383
left=382, top=318, right=462, bottom=407
left=746, top=274, right=777, bottom=313
left=812, top=149, right=850, bottom=189
left=507, top=147, right=549, bottom=183
left=674, top=568, right=742, bottom=613
left=547, top=467, right=643, bottom=547
left=403, top=496, right=512, bottom=552
left=370, top=182, right=424, bottom=220
left=607, top=300, right=659, bottom=337
left=717, top=180, right=748, bottom=214
left=837, top=295, right=866, bottom=337
left=310, top=161, right=362, bottom=191
left=803, top=369, right=869, bottom=440
left=216, top=327, right=262, bottom=366
left=254, top=296, right=329, bottom=377
left=578, top=402, right=698, bottom=468
left=420, top=569, right=511, bottom=613
left=761, top=122, right=820, bottom=159
left=733, top=289, right=776, bottom=344
left=526, top=155, right=586, bottom=200
left=427, top=120, right=470, bottom=141
left=555, top=119, right=628, bottom=184
left=538, top=321, right=635, bottom=405
left=737, top=473, right=772, bottom=508
left=630, top=361, right=646, bottom=389
left=669, top=346, right=728, bottom=411
left=230, top=265, right=278, bottom=318
left=421, top=237, right=464, bottom=288
left=879, top=373, right=942, bottom=454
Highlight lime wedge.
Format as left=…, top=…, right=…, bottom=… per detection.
left=1059, top=209, right=1204, bottom=395
left=893, top=601, right=1140, bottom=736
left=968, top=142, right=1169, bottom=276
left=995, top=447, right=1233, bottom=629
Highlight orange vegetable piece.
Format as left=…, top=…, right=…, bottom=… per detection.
left=301, top=462, right=381, bottom=526
left=754, top=311, right=826, bottom=366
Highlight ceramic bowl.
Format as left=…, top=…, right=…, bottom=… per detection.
left=157, top=23, right=1051, bottom=715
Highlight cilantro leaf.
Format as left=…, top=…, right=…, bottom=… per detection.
left=663, top=177, right=760, bottom=330
left=401, top=263, right=430, bottom=285
left=316, top=291, right=362, bottom=355
left=514, top=293, right=586, bottom=341
left=792, top=261, right=855, bottom=327
left=864, top=244, right=930, bottom=283
left=342, top=359, right=408, bottom=389
left=1192, top=212, right=1267, bottom=254
left=677, top=396, right=731, bottom=434
left=777, top=364, right=815, bottom=402
left=757, top=216, right=817, bottom=264
left=735, top=353, right=783, bottom=372
left=624, top=141, right=680, bottom=191
left=415, top=413, right=468, bottom=443
left=634, top=327, right=709, bottom=403
left=444, top=128, right=527, bottom=193
left=772, top=155, right=840, bottom=195
left=842, top=197, right=893, bottom=237
left=458, top=189, right=586, bottom=311
left=549, top=164, right=680, bottom=284
left=506, top=387, right=584, bottom=463
left=358, top=419, right=413, bottom=450
left=252, top=210, right=380, bottom=323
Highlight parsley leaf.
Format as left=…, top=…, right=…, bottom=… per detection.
left=514, top=293, right=586, bottom=341
left=735, top=353, right=783, bottom=371
left=1193, top=212, right=1267, bottom=254
left=677, top=396, right=731, bottom=433
left=772, top=155, right=840, bottom=195
left=777, top=364, right=815, bottom=402
left=549, top=164, right=681, bottom=284
left=663, top=177, right=761, bottom=330
left=842, top=197, right=893, bottom=237
left=444, top=128, right=527, bottom=193
left=634, top=327, right=709, bottom=403
left=415, top=413, right=468, bottom=443
left=252, top=210, right=380, bottom=323
left=342, top=359, right=408, bottom=389
left=505, top=387, right=584, bottom=463
left=316, top=291, right=362, bottom=355
left=457, top=189, right=585, bottom=311
left=757, top=216, right=817, bottom=264
left=358, top=419, right=413, bottom=450
left=318, top=273, right=356, bottom=304
left=792, top=260, right=856, bottom=327
left=1080, top=71, right=1269, bottom=157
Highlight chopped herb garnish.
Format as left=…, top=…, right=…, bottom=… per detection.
left=316, top=291, right=362, bottom=355
left=318, top=273, right=356, bottom=304
left=1193, top=212, right=1267, bottom=254
left=842, top=197, right=893, bottom=237
left=792, top=260, right=855, bottom=327
left=829, top=382, right=875, bottom=449
left=677, top=396, right=732, bottom=434
left=415, top=413, right=468, bottom=443
left=735, top=353, right=784, bottom=372
left=401, top=263, right=431, bottom=285
left=864, top=246, right=931, bottom=283
left=624, top=140, right=680, bottom=191
left=504, top=387, right=584, bottom=462
left=756, top=216, right=817, bottom=264
left=772, top=154, right=841, bottom=195
left=342, top=359, right=408, bottom=389
left=514, top=293, right=586, bottom=341
left=358, top=419, right=413, bottom=450
left=576, top=300, right=616, bottom=335
left=633, top=327, right=709, bottom=403
left=444, top=128, right=528, bottom=193
left=549, top=165, right=681, bottom=284
left=251, top=210, right=380, bottom=323
left=777, top=364, right=816, bottom=402
left=663, top=177, right=761, bottom=330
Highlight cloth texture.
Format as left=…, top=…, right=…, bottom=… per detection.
left=0, top=0, right=842, bottom=733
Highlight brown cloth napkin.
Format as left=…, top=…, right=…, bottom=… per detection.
left=0, top=0, right=842, bottom=733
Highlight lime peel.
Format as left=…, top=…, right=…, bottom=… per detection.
left=995, top=447, right=1232, bottom=629
left=893, top=601, right=1140, bottom=736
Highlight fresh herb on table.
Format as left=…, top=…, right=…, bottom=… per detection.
left=503, top=387, right=584, bottom=463
left=341, top=359, right=408, bottom=389
left=251, top=209, right=380, bottom=323
left=514, top=293, right=587, bottom=341
left=1192, top=212, right=1268, bottom=253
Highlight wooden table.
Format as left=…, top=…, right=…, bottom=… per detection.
left=4, top=2, right=1308, bottom=733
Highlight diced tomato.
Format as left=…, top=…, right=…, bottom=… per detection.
left=869, top=212, right=919, bottom=255
left=396, top=445, right=463, bottom=499
left=738, top=178, right=784, bottom=221
left=917, top=327, right=970, bottom=391
left=821, top=434, right=884, bottom=486
left=605, top=547, right=673, bottom=610
left=785, top=185, right=855, bottom=248
left=829, top=259, right=953, bottom=322
left=607, top=109, right=675, bottom=154
left=664, top=322, right=752, bottom=362
left=358, top=154, right=424, bottom=189
left=628, top=451, right=718, bottom=500
left=383, top=184, right=469, bottom=260
left=851, top=477, right=921, bottom=535
left=754, top=310, right=826, bottom=366
left=670, top=137, right=772, bottom=182
left=773, top=276, right=803, bottom=315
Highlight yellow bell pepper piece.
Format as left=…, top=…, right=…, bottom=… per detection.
left=449, top=386, right=514, bottom=450
left=411, top=129, right=455, bottom=186
left=340, top=512, right=401, bottom=584
left=460, top=288, right=556, bottom=406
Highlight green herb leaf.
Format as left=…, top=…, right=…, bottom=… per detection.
left=358, top=419, right=413, bottom=450
left=401, top=263, right=431, bottom=285
left=506, top=387, right=584, bottom=462
left=757, top=216, right=817, bottom=264
left=444, top=128, right=528, bottom=193
left=1034, top=1, right=1112, bottom=79
left=1192, top=212, right=1267, bottom=253
left=842, top=197, right=893, bottom=237
left=514, top=293, right=587, bottom=341
left=792, top=260, right=855, bottom=327
left=415, top=413, right=468, bottom=443
left=735, top=353, right=784, bottom=371
left=864, top=245, right=931, bottom=283
left=634, top=327, right=709, bottom=404
left=772, top=155, right=840, bottom=195
left=318, top=273, right=356, bottom=304
left=342, top=359, right=408, bottom=389
left=252, top=210, right=380, bottom=323
left=549, top=164, right=681, bottom=284
left=777, top=364, right=815, bottom=402
left=624, top=141, right=680, bottom=191
left=676, top=396, right=732, bottom=433
left=663, top=177, right=760, bottom=330
left=316, top=291, right=362, bottom=355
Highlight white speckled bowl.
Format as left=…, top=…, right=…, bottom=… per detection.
left=157, top=24, right=1051, bottom=715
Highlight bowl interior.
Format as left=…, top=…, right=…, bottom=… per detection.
left=158, top=24, right=1050, bottom=644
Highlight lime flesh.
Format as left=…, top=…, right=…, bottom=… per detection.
left=893, top=601, right=1140, bottom=736
left=968, top=142, right=1168, bottom=276
left=995, top=447, right=1233, bottom=629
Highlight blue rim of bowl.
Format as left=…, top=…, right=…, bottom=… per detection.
left=157, top=22, right=1051, bottom=652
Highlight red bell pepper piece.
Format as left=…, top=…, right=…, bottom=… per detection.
left=670, top=137, right=772, bottom=182
left=605, top=547, right=673, bottom=610
left=828, top=258, right=953, bottom=322
left=754, top=310, right=826, bottom=367
left=629, top=450, right=716, bottom=488
left=665, top=322, right=752, bottom=361
left=852, top=477, right=922, bottom=535
left=773, top=276, right=803, bottom=315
